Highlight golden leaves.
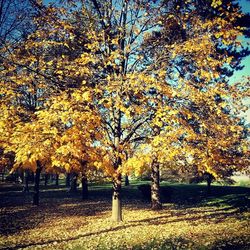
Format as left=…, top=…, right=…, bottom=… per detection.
left=1, top=183, right=249, bottom=250
left=0, top=0, right=248, bottom=185
left=211, top=0, right=222, bottom=8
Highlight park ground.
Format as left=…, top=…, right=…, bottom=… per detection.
left=0, top=180, right=249, bottom=250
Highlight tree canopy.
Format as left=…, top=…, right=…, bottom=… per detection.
left=0, top=0, right=249, bottom=221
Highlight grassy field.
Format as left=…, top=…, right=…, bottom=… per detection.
left=0, top=180, right=249, bottom=250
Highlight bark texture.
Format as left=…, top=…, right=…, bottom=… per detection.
left=151, top=161, right=162, bottom=210
left=111, top=173, right=122, bottom=222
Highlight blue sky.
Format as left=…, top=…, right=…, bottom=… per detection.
left=231, top=0, right=250, bottom=83
left=237, top=0, right=250, bottom=123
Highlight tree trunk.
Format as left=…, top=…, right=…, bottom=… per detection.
left=44, top=173, right=49, bottom=186
left=16, top=170, right=21, bottom=183
left=30, top=172, right=34, bottom=183
left=81, top=174, right=88, bottom=200
left=111, top=173, right=122, bottom=222
left=69, top=172, right=78, bottom=192
left=207, top=173, right=213, bottom=195
left=151, top=161, right=162, bottom=210
left=66, top=173, right=70, bottom=187
left=112, top=106, right=122, bottom=222
left=33, top=161, right=42, bottom=205
left=125, top=174, right=129, bottom=186
left=80, top=161, right=88, bottom=199
left=22, top=170, right=29, bottom=193
left=55, top=174, right=59, bottom=186
left=20, top=170, right=24, bottom=183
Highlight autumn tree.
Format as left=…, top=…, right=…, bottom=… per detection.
left=7, top=119, right=53, bottom=204
left=16, top=0, right=172, bottom=220
left=118, top=0, right=250, bottom=208
left=1, top=2, right=107, bottom=204
left=0, top=0, right=36, bottom=186
left=1, top=0, right=249, bottom=222
left=163, top=1, right=250, bottom=189
left=37, top=90, right=105, bottom=200
left=0, top=0, right=52, bottom=191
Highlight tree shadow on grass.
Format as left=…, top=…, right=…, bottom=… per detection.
left=0, top=201, right=111, bottom=235
left=1, top=202, right=248, bottom=250
left=109, top=235, right=250, bottom=250
left=0, top=183, right=249, bottom=240
left=0, top=188, right=114, bottom=236
left=166, top=184, right=250, bottom=211
left=210, top=236, right=250, bottom=250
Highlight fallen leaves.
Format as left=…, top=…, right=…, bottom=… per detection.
left=0, top=184, right=249, bottom=250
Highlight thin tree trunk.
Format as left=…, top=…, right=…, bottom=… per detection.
left=66, top=173, right=70, bottom=187
left=31, top=172, right=34, bottom=183
left=44, top=173, right=49, bottom=186
left=16, top=170, right=21, bottom=183
left=111, top=173, right=122, bottom=222
left=81, top=174, right=88, bottom=200
left=111, top=104, right=122, bottom=222
left=151, top=161, right=162, bottom=210
left=207, top=173, right=213, bottom=195
left=81, top=161, right=88, bottom=200
left=20, top=170, right=24, bottom=183
left=207, top=179, right=211, bottom=194
left=55, top=174, right=59, bottom=186
left=33, top=161, right=42, bottom=205
left=22, top=170, right=29, bottom=193
left=69, top=172, right=78, bottom=192
left=125, top=174, right=129, bottom=186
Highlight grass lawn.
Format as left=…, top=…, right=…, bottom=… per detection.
left=0, top=180, right=249, bottom=250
